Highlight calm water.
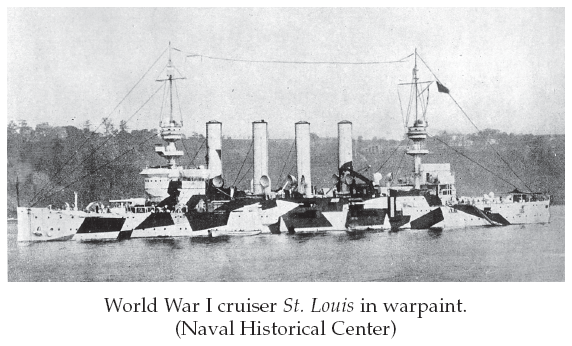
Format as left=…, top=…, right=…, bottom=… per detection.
left=7, top=206, right=565, bottom=282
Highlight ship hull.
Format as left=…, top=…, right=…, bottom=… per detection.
left=17, top=207, right=215, bottom=242
left=279, top=196, right=440, bottom=233
left=16, top=201, right=298, bottom=242
left=471, top=200, right=550, bottom=225
left=16, top=198, right=550, bottom=241
left=433, top=200, right=550, bottom=229
left=276, top=196, right=550, bottom=233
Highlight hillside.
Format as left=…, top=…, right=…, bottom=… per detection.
left=7, top=122, right=564, bottom=217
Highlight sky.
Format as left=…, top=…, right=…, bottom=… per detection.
left=7, top=7, right=565, bottom=140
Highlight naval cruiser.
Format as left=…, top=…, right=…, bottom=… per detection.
left=17, top=45, right=297, bottom=241
left=273, top=50, right=550, bottom=233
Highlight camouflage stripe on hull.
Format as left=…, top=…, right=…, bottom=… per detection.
left=410, top=208, right=444, bottom=229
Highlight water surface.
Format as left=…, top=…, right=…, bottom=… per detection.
left=7, top=205, right=564, bottom=282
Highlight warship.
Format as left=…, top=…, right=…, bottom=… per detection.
left=275, top=51, right=550, bottom=232
left=16, top=47, right=550, bottom=241
left=17, top=45, right=297, bottom=242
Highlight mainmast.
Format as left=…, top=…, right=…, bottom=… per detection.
left=406, top=49, right=428, bottom=189
left=155, top=42, right=186, bottom=168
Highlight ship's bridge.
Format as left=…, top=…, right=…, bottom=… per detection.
left=140, top=166, right=210, bottom=203
left=155, top=143, right=184, bottom=158
left=420, top=163, right=457, bottom=202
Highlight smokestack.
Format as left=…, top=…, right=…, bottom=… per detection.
left=253, top=120, right=270, bottom=195
left=295, top=121, right=312, bottom=197
left=206, top=120, right=223, bottom=183
left=338, top=120, right=353, bottom=194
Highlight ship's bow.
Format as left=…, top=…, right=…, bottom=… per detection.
left=17, top=207, right=33, bottom=242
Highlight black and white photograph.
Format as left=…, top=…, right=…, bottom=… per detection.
left=6, top=7, right=564, bottom=282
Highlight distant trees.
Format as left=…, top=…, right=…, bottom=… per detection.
left=5, top=120, right=566, bottom=217
left=102, top=117, right=117, bottom=136
left=7, top=120, right=18, bottom=137
left=83, top=120, right=92, bottom=133
left=433, top=128, right=517, bottom=147
left=310, top=132, right=320, bottom=141
left=35, top=122, right=52, bottom=137
left=119, top=120, right=129, bottom=133
left=6, top=120, right=165, bottom=212
left=190, top=131, right=205, bottom=139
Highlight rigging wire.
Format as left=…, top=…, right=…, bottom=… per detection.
left=26, top=47, right=419, bottom=205
left=171, top=79, right=191, bottom=165
left=188, top=139, right=206, bottom=167
left=174, top=79, right=184, bottom=123
left=185, top=52, right=414, bottom=65
left=393, top=145, right=409, bottom=182
left=154, top=59, right=171, bottom=81
left=287, top=164, right=296, bottom=179
left=29, top=46, right=169, bottom=204
left=232, top=140, right=254, bottom=187
left=277, top=140, right=296, bottom=183
left=397, top=88, right=407, bottom=131
left=416, top=53, right=533, bottom=192
left=109, top=45, right=168, bottom=117
left=422, top=85, right=430, bottom=118
left=418, top=82, right=430, bottom=118
left=31, top=132, right=160, bottom=207
left=158, top=81, right=167, bottom=122
left=405, top=80, right=414, bottom=127
left=29, top=84, right=165, bottom=206
left=429, top=135, right=519, bottom=190
left=179, top=137, right=190, bottom=167
left=374, top=140, right=406, bottom=173
left=172, top=64, right=186, bottom=81
left=236, top=165, right=252, bottom=188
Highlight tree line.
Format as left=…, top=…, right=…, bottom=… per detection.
left=6, top=121, right=564, bottom=217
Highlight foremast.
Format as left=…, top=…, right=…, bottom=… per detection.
left=406, top=49, right=429, bottom=189
left=141, top=42, right=209, bottom=205
left=154, top=42, right=186, bottom=168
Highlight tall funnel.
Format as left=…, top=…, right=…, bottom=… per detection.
left=295, top=121, right=312, bottom=197
left=338, top=120, right=353, bottom=194
left=206, top=120, right=223, bottom=183
left=253, top=120, right=270, bottom=195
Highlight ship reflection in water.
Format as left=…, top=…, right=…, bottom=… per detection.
left=8, top=206, right=564, bottom=282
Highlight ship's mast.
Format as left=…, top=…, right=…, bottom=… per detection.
left=415, top=49, right=418, bottom=122
left=169, top=44, right=174, bottom=125
left=406, top=49, right=428, bottom=189
left=155, top=42, right=186, bottom=168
